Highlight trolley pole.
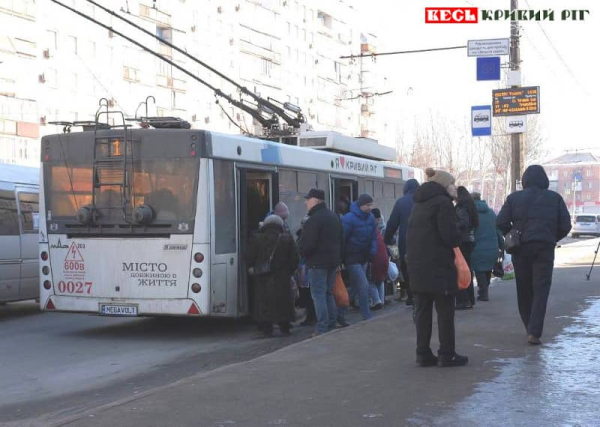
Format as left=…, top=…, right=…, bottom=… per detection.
left=509, top=0, right=521, bottom=193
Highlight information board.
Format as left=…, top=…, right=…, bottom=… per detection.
left=492, top=86, right=540, bottom=116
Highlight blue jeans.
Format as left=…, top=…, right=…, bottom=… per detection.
left=347, top=263, right=372, bottom=320
left=309, top=268, right=338, bottom=334
left=369, top=281, right=385, bottom=306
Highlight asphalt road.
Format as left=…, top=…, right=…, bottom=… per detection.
left=1, top=237, right=598, bottom=427
left=0, top=282, right=401, bottom=425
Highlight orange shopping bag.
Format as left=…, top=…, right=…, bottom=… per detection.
left=333, top=270, right=349, bottom=308
left=453, top=247, right=471, bottom=290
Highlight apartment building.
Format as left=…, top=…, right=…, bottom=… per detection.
left=0, top=0, right=392, bottom=166
left=543, top=152, right=600, bottom=214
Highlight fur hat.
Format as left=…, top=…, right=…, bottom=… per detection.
left=425, top=168, right=457, bottom=198
left=262, top=214, right=284, bottom=228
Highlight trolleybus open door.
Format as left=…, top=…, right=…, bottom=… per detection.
left=330, top=176, right=358, bottom=216
left=237, top=166, right=278, bottom=317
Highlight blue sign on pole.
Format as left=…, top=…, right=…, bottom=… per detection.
left=471, top=106, right=492, bottom=137
left=476, top=57, right=501, bottom=81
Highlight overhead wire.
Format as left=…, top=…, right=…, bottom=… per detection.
left=523, top=0, right=589, bottom=96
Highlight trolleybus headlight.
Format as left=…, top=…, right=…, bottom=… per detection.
left=193, top=268, right=203, bottom=278
left=41, top=251, right=48, bottom=261
left=42, top=266, right=50, bottom=275
left=133, top=205, right=154, bottom=225
left=194, top=253, right=204, bottom=263
left=191, top=283, right=201, bottom=293
left=43, top=280, right=52, bottom=290
left=77, top=205, right=97, bottom=225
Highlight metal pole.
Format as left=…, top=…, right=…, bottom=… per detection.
left=509, top=0, right=521, bottom=193
left=572, top=180, right=577, bottom=219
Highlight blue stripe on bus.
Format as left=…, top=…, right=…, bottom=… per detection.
left=260, top=144, right=282, bottom=164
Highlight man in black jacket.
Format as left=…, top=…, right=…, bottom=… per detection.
left=406, top=168, right=467, bottom=367
left=497, top=165, right=571, bottom=345
left=298, top=189, right=343, bottom=335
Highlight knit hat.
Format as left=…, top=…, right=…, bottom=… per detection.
left=371, top=208, right=381, bottom=219
left=472, top=192, right=481, bottom=201
left=274, top=202, right=289, bottom=220
left=263, top=214, right=284, bottom=228
left=357, top=193, right=374, bottom=207
left=425, top=168, right=457, bottom=198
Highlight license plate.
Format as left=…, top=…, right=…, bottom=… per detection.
left=100, top=304, right=138, bottom=316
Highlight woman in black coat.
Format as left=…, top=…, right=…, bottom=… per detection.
left=246, top=215, right=300, bottom=337
left=406, top=168, right=468, bottom=367
left=455, top=186, right=479, bottom=310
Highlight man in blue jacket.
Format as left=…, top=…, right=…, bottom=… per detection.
left=384, top=179, right=420, bottom=305
left=497, top=165, right=571, bottom=345
left=343, top=193, right=378, bottom=320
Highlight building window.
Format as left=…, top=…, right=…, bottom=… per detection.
left=564, top=170, right=568, bottom=178
left=66, top=36, right=77, bottom=54
left=261, top=58, right=272, bottom=77
left=317, top=11, right=332, bottom=29
left=46, top=30, right=58, bottom=50
left=589, top=181, right=593, bottom=189
left=586, top=169, right=592, bottom=177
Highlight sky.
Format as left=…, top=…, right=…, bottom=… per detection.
left=360, top=0, right=600, bottom=159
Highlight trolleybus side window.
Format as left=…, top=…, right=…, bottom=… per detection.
left=395, top=183, right=404, bottom=199
left=0, top=190, right=19, bottom=236
left=297, top=172, right=317, bottom=194
left=17, top=192, right=39, bottom=233
left=278, top=169, right=301, bottom=236
left=214, top=160, right=236, bottom=254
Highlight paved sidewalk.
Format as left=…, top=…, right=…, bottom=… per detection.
left=52, top=244, right=599, bottom=427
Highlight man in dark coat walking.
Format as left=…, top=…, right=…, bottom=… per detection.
left=497, top=165, right=571, bottom=345
left=298, top=189, right=343, bottom=335
left=406, top=168, right=467, bottom=367
left=385, top=178, right=420, bottom=305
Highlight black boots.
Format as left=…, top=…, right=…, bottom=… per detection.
left=438, top=353, right=469, bottom=367
left=416, top=353, right=438, bottom=367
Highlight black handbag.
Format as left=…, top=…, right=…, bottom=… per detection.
left=492, top=260, right=505, bottom=278
left=504, top=193, right=541, bottom=255
left=249, top=235, right=280, bottom=276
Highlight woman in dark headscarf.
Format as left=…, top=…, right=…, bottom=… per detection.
left=246, top=215, right=299, bottom=337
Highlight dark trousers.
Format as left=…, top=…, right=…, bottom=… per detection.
left=476, top=271, right=492, bottom=298
left=511, top=243, right=555, bottom=338
left=399, top=256, right=413, bottom=300
left=413, top=292, right=456, bottom=357
left=457, top=242, right=475, bottom=306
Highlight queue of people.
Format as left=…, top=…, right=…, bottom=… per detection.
left=244, top=164, right=571, bottom=366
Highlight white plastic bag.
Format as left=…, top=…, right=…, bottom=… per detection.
left=502, top=253, right=515, bottom=280
left=388, top=259, right=399, bottom=282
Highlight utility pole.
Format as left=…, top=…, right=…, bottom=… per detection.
left=509, top=0, right=521, bottom=193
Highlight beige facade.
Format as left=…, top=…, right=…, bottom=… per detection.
left=0, top=0, right=391, bottom=166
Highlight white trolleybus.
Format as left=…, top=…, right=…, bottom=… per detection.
left=39, top=125, right=422, bottom=318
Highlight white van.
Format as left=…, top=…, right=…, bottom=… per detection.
left=0, top=164, right=40, bottom=304
left=572, top=214, right=600, bottom=238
